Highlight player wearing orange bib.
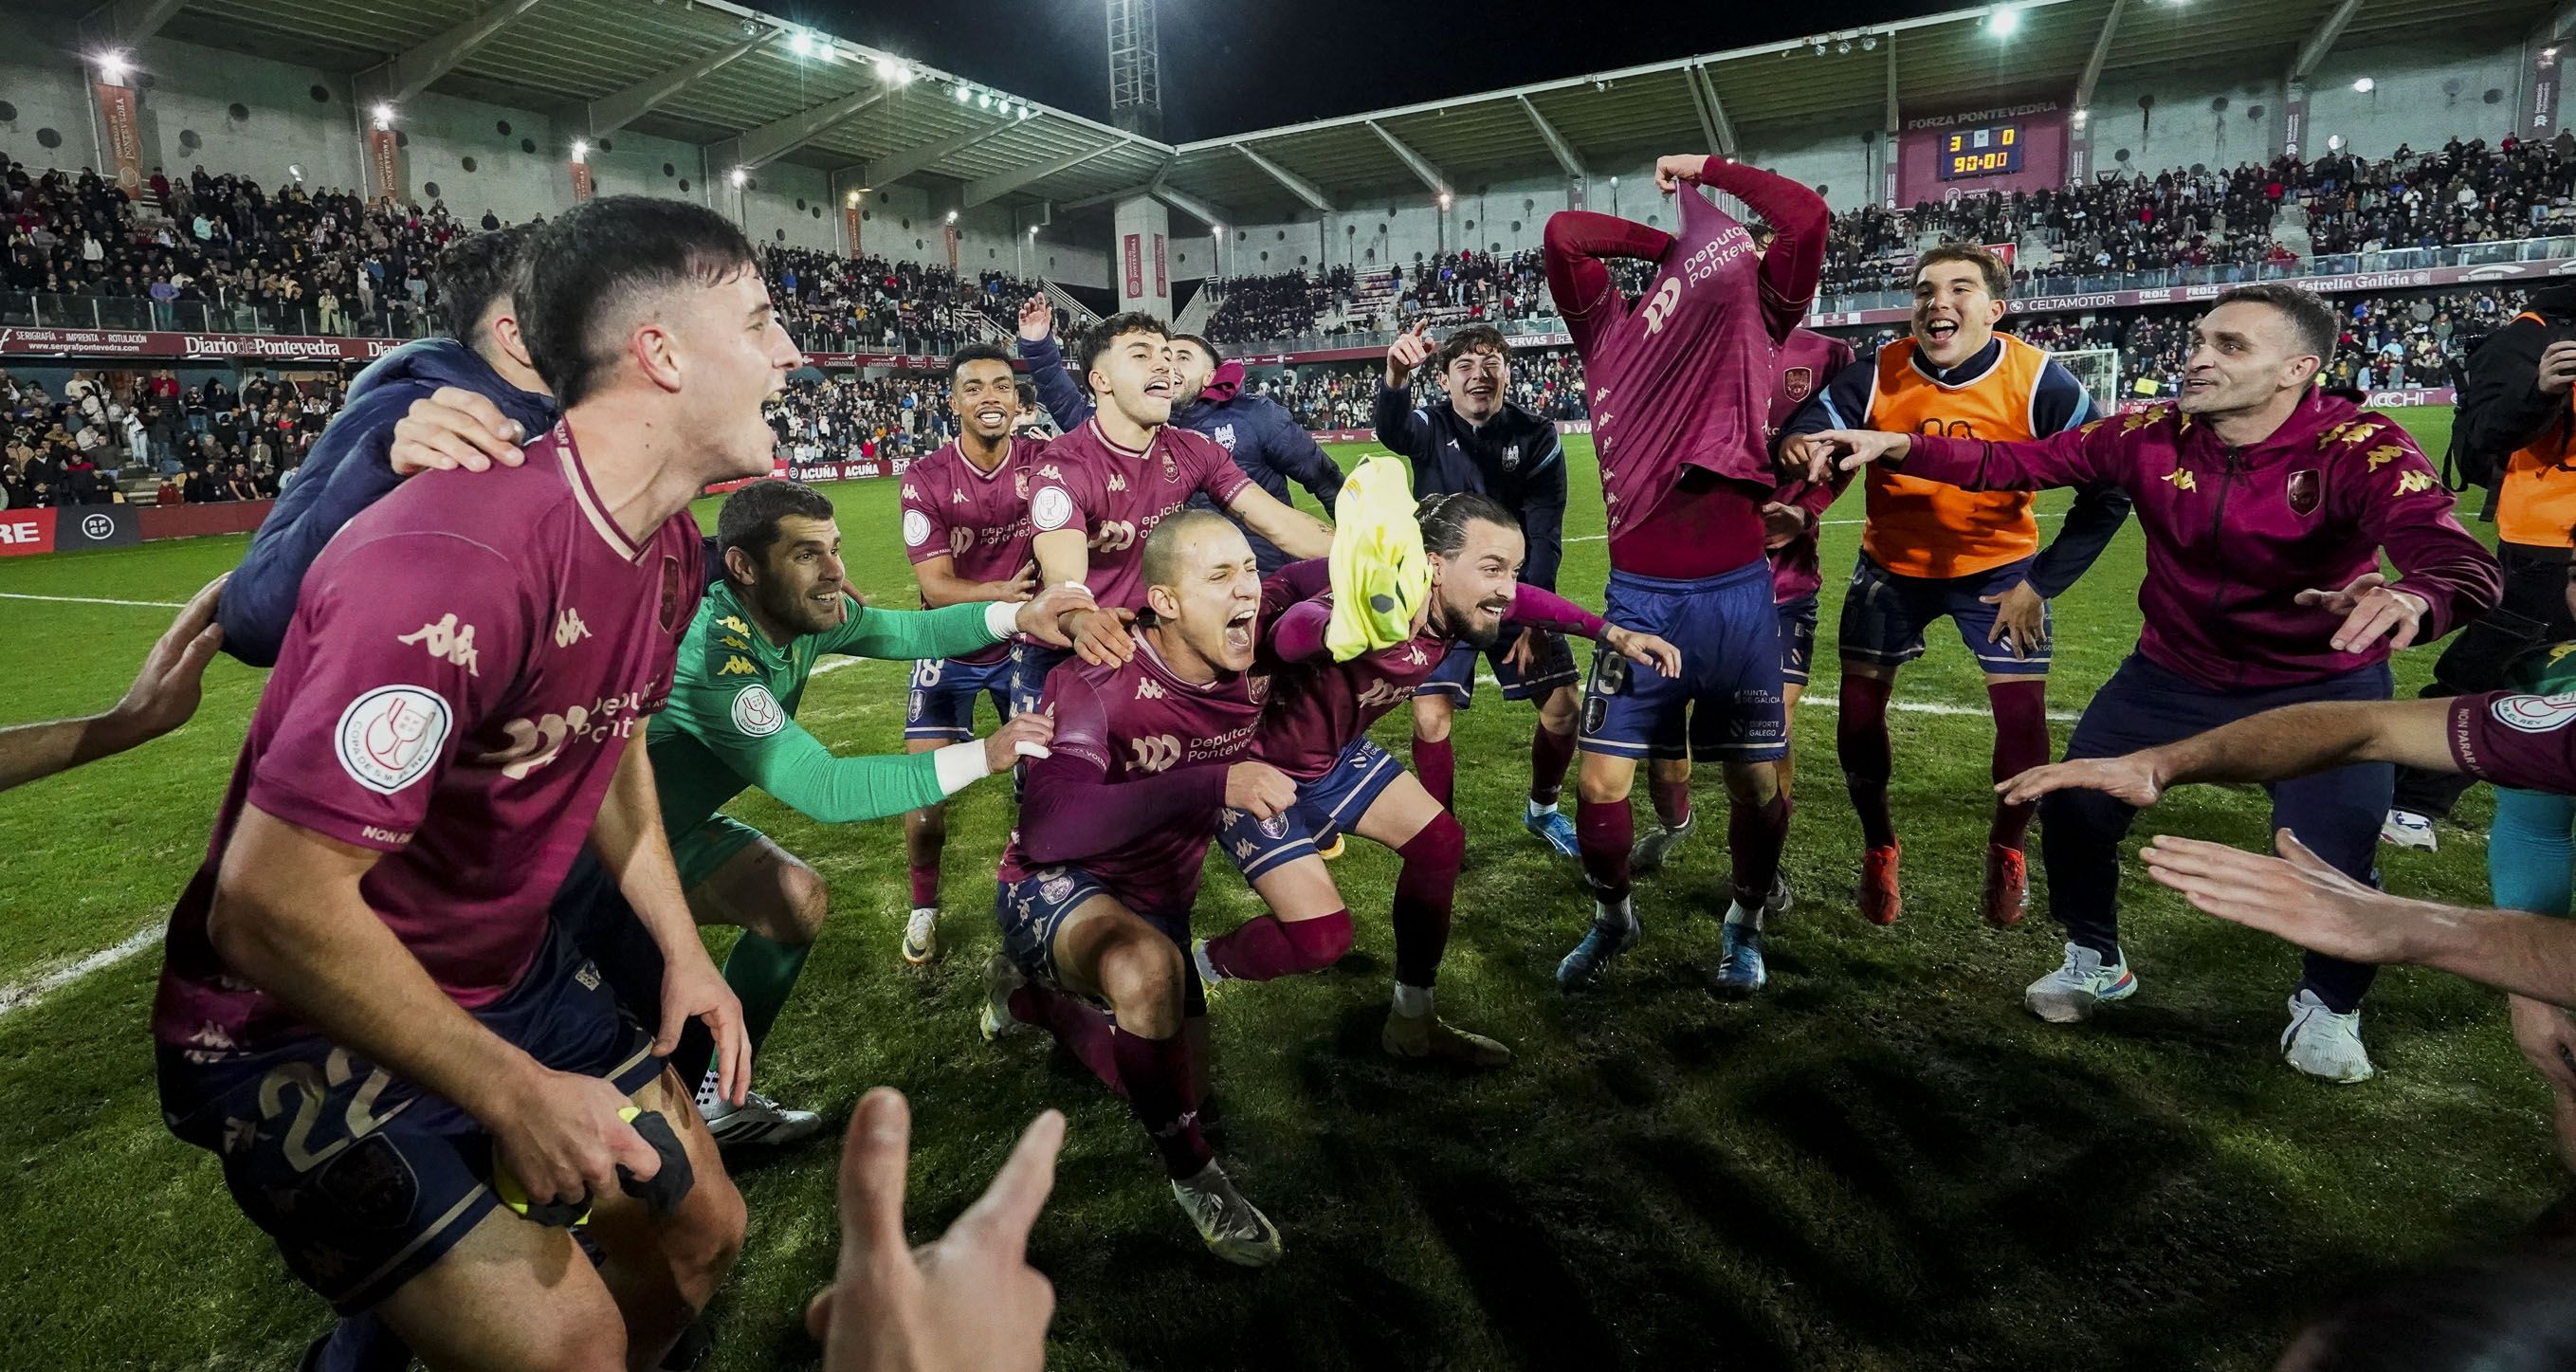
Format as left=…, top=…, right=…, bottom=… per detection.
left=1779, top=245, right=2129, bottom=926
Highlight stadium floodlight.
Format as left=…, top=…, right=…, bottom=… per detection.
left=1862, top=33, right=1877, bottom=49
left=371, top=102, right=395, bottom=130
left=730, top=166, right=749, bottom=188
left=2072, top=108, right=2089, bottom=125
left=846, top=190, right=861, bottom=207
left=1437, top=192, right=1453, bottom=210
left=570, top=138, right=589, bottom=162
left=791, top=30, right=814, bottom=57
left=1017, top=105, right=1032, bottom=120
left=946, top=209, right=959, bottom=224
left=1987, top=5, right=2021, bottom=37
left=875, top=57, right=910, bottom=84
left=96, top=51, right=131, bottom=83
left=2351, top=77, right=2374, bottom=93
left=978, top=92, right=994, bottom=109
left=955, top=83, right=972, bottom=102
left=1836, top=39, right=1851, bottom=53
left=1028, top=225, right=1039, bottom=238
left=2550, top=46, right=2563, bottom=60
left=1212, top=222, right=1224, bottom=236
left=2327, top=134, right=2345, bottom=151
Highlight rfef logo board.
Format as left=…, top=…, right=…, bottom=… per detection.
left=57, top=506, right=139, bottom=549
left=0, top=508, right=55, bottom=556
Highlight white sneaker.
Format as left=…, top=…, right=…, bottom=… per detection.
left=698, top=1086, right=823, bottom=1148
left=1170, top=1161, right=1283, bottom=1267
left=2379, top=809, right=2439, bottom=851
left=2281, top=989, right=2376, bottom=1084
left=902, top=906, right=941, bottom=964
left=977, top=954, right=1027, bottom=1042
left=2025, top=941, right=2139, bottom=1024
left=1631, top=813, right=1695, bottom=874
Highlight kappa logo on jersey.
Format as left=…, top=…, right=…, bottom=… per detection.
left=902, top=508, right=934, bottom=548
left=952, top=488, right=969, bottom=504
left=719, top=634, right=751, bottom=651
left=1128, top=734, right=1182, bottom=773
left=2494, top=692, right=2576, bottom=734
left=1401, top=643, right=1428, bottom=668
left=1032, top=485, right=1076, bottom=532
left=2162, top=468, right=2198, bottom=493
left=1640, top=276, right=1684, bottom=336
left=335, top=686, right=451, bottom=796
left=1136, top=677, right=1167, bottom=701
left=902, top=485, right=920, bottom=501
left=1091, top=520, right=1138, bottom=552
left=1107, top=471, right=1128, bottom=493
left=2365, top=444, right=2405, bottom=470
left=1214, top=423, right=1237, bottom=451
left=2395, top=469, right=2436, bottom=495
left=1039, top=465, right=1063, bottom=481
left=720, top=614, right=751, bottom=637
left=555, top=610, right=592, bottom=649
left=396, top=614, right=480, bottom=676
left=716, top=654, right=758, bottom=677
left=731, top=683, right=786, bottom=738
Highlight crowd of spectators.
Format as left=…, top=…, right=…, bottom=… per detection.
left=0, top=365, right=342, bottom=509
left=2298, top=133, right=2576, bottom=254
left=764, top=372, right=956, bottom=464
left=764, top=247, right=1037, bottom=355
left=3, top=157, right=465, bottom=336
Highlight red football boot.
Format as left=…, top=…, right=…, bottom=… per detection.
left=1982, top=843, right=2029, bottom=928
left=1857, top=842, right=1902, bottom=926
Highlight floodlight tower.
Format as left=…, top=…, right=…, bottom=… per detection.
left=1106, top=0, right=1163, bottom=139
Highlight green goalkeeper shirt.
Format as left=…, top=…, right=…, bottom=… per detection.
left=650, top=579, right=1013, bottom=835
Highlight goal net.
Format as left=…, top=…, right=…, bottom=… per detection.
left=2049, top=346, right=2126, bottom=419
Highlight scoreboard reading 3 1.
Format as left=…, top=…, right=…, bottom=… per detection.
left=1941, top=124, right=2024, bottom=181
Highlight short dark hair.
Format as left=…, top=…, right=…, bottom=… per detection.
left=947, top=342, right=1014, bottom=381
left=1436, top=324, right=1510, bottom=374
left=2214, top=284, right=2337, bottom=362
left=1080, top=311, right=1169, bottom=375
left=518, top=195, right=759, bottom=409
left=432, top=224, right=535, bottom=356
left=1417, top=490, right=1519, bottom=556
left=717, top=478, right=835, bottom=583
left=1014, top=378, right=1039, bottom=409
left=1913, top=243, right=2010, bottom=299
left=1173, top=333, right=1222, bottom=366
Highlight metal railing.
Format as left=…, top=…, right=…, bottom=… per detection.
left=0, top=291, right=440, bottom=338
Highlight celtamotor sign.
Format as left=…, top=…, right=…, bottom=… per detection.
left=0, top=508, right=56, bottom=556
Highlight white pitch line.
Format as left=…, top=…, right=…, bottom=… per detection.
left=0, top=591, right=189, bottom=609
left=0, top=924, right=161, bottom=1019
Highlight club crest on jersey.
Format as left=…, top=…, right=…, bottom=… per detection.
left=2286, top=469, right=2320, bottom=516
left=1249, top=673, right=1271, bottom=703
left=335, top=686, right=451, bottom=796
left=1214, top=424, right=1237, bottom=451
left=1161, top=449, right=1179, bottom=484
left=1502, top=443, right=1521, bottom=472
left=1257, top=814, right=1289, bottom=840
left=1781, top=366, right=1814, bottom=403
left=2494, top=692, right=2576, bottom=734
left=658, top=554, right=685, bottom=634
left=1014, top=468, right=1032, bottom=500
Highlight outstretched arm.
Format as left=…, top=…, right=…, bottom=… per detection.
left=0, top=575, right=224, bottom=794
left=1542, top=210, right=1673, bottom=320
left=1997, top=697, right=2456, bottom=808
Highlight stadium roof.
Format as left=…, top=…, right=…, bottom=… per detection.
left=66, top=0, right=2569, bottom=222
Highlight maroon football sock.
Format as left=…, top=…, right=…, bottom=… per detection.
left=1009, top=982, right=1122, bottom=1093
left=1529, top=725, right=1577, bottom=808
left=1414, top=736, right=1455, bottom=809
left=1728, top=792, right=1791, bottom=910
left=1392, top=812, right=1466, bottom=986
left=1987, top=680, right=2050, bottom=851
left=1837, top=672, right=1898, bottom=849
left=1201, top=909, right=1353, bottom=980
left=907, top=864, right=939, bottom=907
left=1649, top=774, right=1692, bottom=830
left=1577, top=797, right=1634, bottom=906
left=1110, top=1026, right=1213, bottom=1180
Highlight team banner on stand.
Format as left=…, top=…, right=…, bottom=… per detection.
left=94, top=83, right=144, bottom=195
left=365, top=128, right=402, bottom=204
left=568, top=161, right=594, bottom=203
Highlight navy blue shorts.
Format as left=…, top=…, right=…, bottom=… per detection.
left=906, top=653, right=1014, bottom=742
left=156, top=922, right=662, bottom=1313
left=1418, top=626, right=1581, bottom=706
left=1011, top=641, right=1071, bottom=716
left=1839, top=552, right=2051, bottom=676
left=995, top=867, right=1192, bottom=992
left=1778, top=594, right=1819, bottom=686
left=1580, top=561, right=1785, bottom=764
left=1218, top=738, right=1407, bottom=881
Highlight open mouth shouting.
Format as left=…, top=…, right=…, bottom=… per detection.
left=1920, top=316, right=1961, bottom=347
left=1224, top=606, right=1256, bottom=656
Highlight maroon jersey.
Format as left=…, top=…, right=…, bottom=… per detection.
left=1027, top=417, right=1252, bottom=610
left=998, top=635, right=1262, bottom=916
left=901, top=435, right=1044, bottom=665
left=1765, top=327, right=1860, bottom=603
left=2452, top=688, right=2576, bottom=791
left=154, top=422, right=702, bottom=1061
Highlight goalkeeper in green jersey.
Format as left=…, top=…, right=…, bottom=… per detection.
left=557, top=477, right=1086, bottom=1146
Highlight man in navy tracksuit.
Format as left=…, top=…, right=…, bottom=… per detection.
left=1371, top=321, right=1580, bottom=857
left=1014, top=296, right=1345, bottom=576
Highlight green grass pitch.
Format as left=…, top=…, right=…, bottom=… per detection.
left=2, top=408, right=2565, bottom=1370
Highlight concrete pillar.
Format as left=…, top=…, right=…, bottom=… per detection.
left=1113, top=193, right=1173, bottom=318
